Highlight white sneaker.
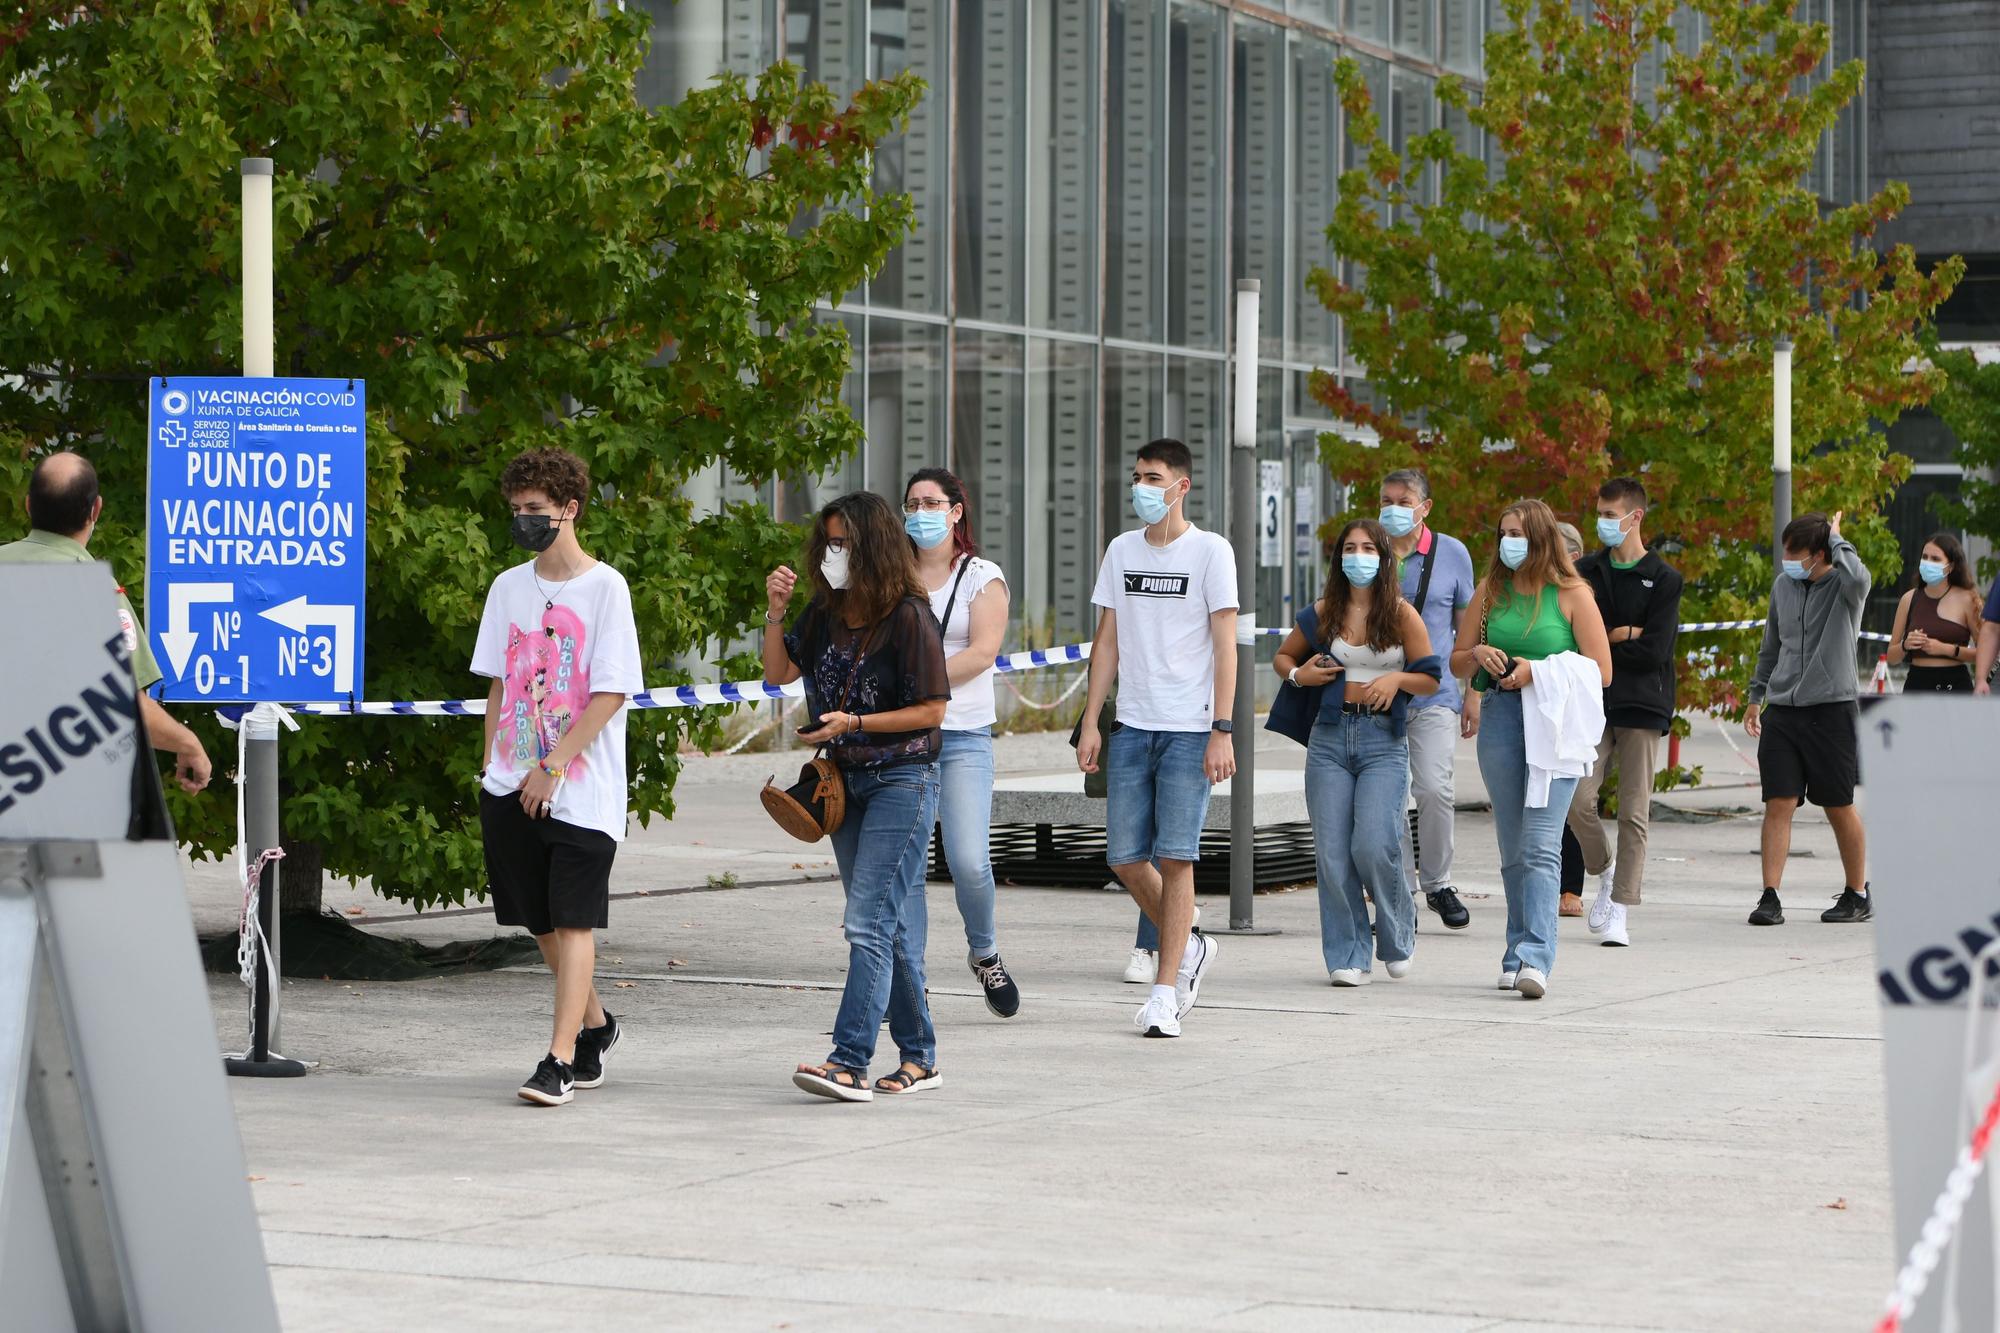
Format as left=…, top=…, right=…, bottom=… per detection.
left=1123, top=948, right=1156, bottom=984
left=1498, top=971, right=1518, bottom=991
left=1329, top=967, right=1370, bottom=987
left=1598, top=901, right=1630, bottom=947
left=1175, top=932, right=1218, bottom=1018
left=1516, top=966, right=1548, bottom=999
left=1587, top=864, right=1617, bottom=932
left=1134, top=992, right=1180, bottom=1038
left=1385, top=958, right=1412, bottom=980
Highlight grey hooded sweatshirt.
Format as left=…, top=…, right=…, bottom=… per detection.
left=1748, top=536, right=1871, bottom=708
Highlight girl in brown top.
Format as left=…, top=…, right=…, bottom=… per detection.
left=1886, top=532, right=1982, bottom=693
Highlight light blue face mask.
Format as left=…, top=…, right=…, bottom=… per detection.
left=1596, top=515, right=1627, bottom=547
left=1918, top=559, right=1947, bottom=586
left=1132, top=482, right=1174, bottom=525
left=1782, top=559, right=1810, bottom=581
left=1499, top=535, right=1530, bottom=570
left=1341, top=553, right=1380, bottom=586
left=1378, top=505, right=1417, bottom=538
left=905, top=508, right=952, bottom=550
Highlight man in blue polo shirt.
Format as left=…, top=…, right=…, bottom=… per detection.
left=1378, top=468, right=1478, bottom=929
left=1976, top=570, right=2000, bottom=696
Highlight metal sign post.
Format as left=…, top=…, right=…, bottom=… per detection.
left=1222, top=279, right=1277, bottom=935
left=0, top=564, right=281, bottom=1332
left=1773, top=335, right=1793, bottom=569
left=144, top=158, right=368, bottom=1076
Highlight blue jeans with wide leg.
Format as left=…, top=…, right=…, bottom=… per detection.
left=826, top=762, right=941, bottom=1072
left=1305, top=708, right=1414, bottom=973
left=1476, top=689, right=1577, bottom=977
left=937, top=727, right=998, bottom=958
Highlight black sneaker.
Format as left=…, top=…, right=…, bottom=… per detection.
left=572, top=1012, right=621, bottom=1089
left=1748, top=888, right=1784, bottom=926
left=1821, top=886, right=1872, bottom=923
left=1426, top=888, right=1471, bottom=930
left=518, top=1053, right=574, bottom=1106
left=969, top=954, right=1021, bottom=1019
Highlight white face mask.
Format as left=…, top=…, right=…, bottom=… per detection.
left=820, top=547, right=851, bottom=590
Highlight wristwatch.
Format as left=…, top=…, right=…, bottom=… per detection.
left=1212, top=719, right=1233, bottom=734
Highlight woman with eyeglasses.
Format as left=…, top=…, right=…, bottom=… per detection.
left=763, top=491, right=951, bottom=1102
left=1886, top=532, right=1982, bottom=693
left=1449, top=499, right=1611, bottom=1000
left=904, top=467, right=1022, bottom=1018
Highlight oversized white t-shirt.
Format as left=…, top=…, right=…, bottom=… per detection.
left=1090, top=524, right=1238, bottom=733
left=472, top=560, right=644, bottom=841
left=928, top=555, right=1006, bottom=731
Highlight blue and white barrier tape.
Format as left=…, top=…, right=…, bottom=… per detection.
left=276, top=619, right=1893, bottom=718
left=284, top=641, right=1093, bottom=717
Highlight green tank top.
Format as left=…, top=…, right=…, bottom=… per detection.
left=1485, top=584, right=1577, bottom=661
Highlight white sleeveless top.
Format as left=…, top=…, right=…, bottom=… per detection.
left=927, top=555, right=1006, bottom=730
left=1328, top=637, right=1405, bottom=685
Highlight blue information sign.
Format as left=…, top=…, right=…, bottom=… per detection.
left=145, top=377, right=367, bottom=704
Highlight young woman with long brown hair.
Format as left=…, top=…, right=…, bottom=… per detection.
left=762, top=491, right=951, bottom=1101
left=1273, top=518, right=1440, bottom=986
left=1886, top=531, right=1982, bottom=692
left=1449, top=499, right=1611, bottom=1000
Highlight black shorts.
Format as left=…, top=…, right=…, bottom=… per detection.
left=1758, top=700, right=1859, bottom=808
left=478, top=790, right=616, bottom=935
left=1903, top=665, right=1974, bottom=693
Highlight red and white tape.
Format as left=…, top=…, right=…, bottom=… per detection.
left=1874, top=1071, right=2000, bottom=1332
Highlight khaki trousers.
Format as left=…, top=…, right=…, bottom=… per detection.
left=1564, top=726, right=1659, bottom=905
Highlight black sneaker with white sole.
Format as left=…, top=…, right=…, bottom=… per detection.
left=1426, top=887, right=1471, bottom=930
left=572, top=1011, right=621, bottom=1089
left=969, top=954, right=1021, bottom=1018
left=1820, top=886, right=1872, bottom=923
left=518, top=1053, right=574, bottom=1106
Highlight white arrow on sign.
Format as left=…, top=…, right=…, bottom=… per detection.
left=259, top=596, right=355, bottom=697
left=161, top=582, right=234, bottom=678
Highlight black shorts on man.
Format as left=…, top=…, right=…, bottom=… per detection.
left=479, top=790, right=616, bottom=934
left=1757, top=700, right=1859, bottom=808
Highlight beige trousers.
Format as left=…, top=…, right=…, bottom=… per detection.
left=1564, top=726, right=1659, bottom=906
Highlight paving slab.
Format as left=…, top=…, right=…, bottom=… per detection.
left=186, top=725, right=1894, bottom=1332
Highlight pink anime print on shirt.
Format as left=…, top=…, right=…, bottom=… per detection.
left=495, top=605, right=591, bottom=778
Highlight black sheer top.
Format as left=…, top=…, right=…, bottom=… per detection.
left=784, top=596, right=950, bottom=768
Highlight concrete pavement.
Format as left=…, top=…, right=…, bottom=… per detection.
left=192, top=719, right=1893, bottom=1332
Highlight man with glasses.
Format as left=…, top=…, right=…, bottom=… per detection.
left=1377, top=468, right=1478, bottom=929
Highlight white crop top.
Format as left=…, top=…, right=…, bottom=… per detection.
left=1328, top=637, right=1405, bottom=684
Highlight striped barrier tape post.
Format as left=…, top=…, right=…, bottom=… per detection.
left=1874, top=1070, right=2000, bottom=1333
left=278, top=620, right=1898, bottom=718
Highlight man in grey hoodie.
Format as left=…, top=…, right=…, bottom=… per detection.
left=1743, top=511, right=1871, bottom=926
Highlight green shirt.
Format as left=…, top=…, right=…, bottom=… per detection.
left=0, top=529, right=164, bottom=689
left=1486, top=584, right=1578, bottom=661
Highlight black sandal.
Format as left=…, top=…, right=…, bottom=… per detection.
left=874, top=1065, right=943, bottom=1095
left=792, top=1062, right=873, bottom=1103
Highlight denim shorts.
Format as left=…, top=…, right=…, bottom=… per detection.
left=1105, top=725, right=1213, bottom=866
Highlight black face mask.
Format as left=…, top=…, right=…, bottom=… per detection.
left=511, top=513, right=561, bottom=553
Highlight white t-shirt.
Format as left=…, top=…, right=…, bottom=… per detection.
left=472, top=560, right=644, bottom=841
left=927, top=555, right=1006, bottom=731
left=1090, top=524, right=1239, bottom=733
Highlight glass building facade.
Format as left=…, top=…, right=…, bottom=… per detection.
left=642, top=0, right=1871, bottom=648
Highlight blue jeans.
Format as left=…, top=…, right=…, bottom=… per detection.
left=826, top=763, right=941, bottom=1072
left=1476, top=689, right=1577, bottom=977
left=1305, top=709, right=1414, bottom=973
left=1105, top=726, right=1213, bottom=866
left=938, top=727, right=998, bottom=958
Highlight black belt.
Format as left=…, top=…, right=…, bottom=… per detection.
left=1336, top=700, right=1381, bottom=716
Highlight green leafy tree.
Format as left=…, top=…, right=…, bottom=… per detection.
left=1926, top=343, right=2000, bottom=582
left=1311, top=0, right=1961, bottom=707
left=0, top=2, right=919, bottom=910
